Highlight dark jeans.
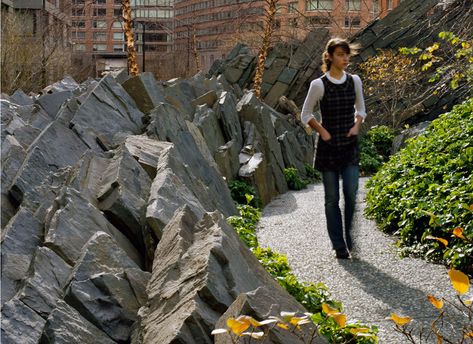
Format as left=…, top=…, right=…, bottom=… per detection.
left=322, top=165, right=359, bottom=251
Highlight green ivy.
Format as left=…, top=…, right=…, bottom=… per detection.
left=228, top=179, right=262, bottom=208
left=284, top=167, right=309, bottom=190
left=365, top=98, right=473, bottom=274
left=360, top=125, right=396, bottom=175
left=305, top=163, right=322, bottom=183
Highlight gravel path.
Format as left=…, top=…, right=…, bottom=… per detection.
left=257, top=178, right=466, bottom=343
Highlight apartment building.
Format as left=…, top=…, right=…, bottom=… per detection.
left=69, top=0, right=173, bottom=76
left=175, top=0, right=404, bottom=72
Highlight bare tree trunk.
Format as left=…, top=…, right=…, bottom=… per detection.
left=253, top=0, right=278, bottom=99
left=122, top=0, right=139, bottom=76
left=192, top=26, right=200, bottom=72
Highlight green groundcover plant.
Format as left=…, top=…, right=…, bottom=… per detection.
left=365, top=98, right=473, bottom=274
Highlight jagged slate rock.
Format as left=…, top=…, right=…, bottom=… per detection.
left=71, top=75, right=145, bottom=151
left=112, top=68, right=130, bottom=84
left=124, top=268, right=151, bottom=307
left=40, top=300, right=116, bottom=344
left=191, top=90, right=218, bottom=108
left=45, top=187, right=142, bottom=268
left=224, top=67, right=244, bottom=84
left=216, top=74, right=235, bottom=95
left=124, top=135, right=173, bottom=179
left=215, top=287, right=328, bottom=344
left=67, top=231, right=140, bottom=285
left=237, top=92, right=288, bottom=204
left=1, top=100, right=24, bottom=142
left=96, top=146, right=152, bottom=254
left=261, top=82, right=273, bottom=97
left=122, top=72, right=166, bottom=114
left=226, top=43, right=246, bottom=61
left=17, top=247, right=72, bottom=318
left=392, top=121, right=431, bottom=154
left=1, top=207, right=43, bottom=305
left=193, top=105, right=226, bottom=155
left=146, top=163, right=206, bottom=239
left=262, top=58, right=288, bottom=85
left=214, top=140, right=240, bottom=182
left=36, top=91, right=73, bottom=119
left=63, top=150, right=111, bottom=205
left=147, top=103, right=237, bottom=218
left=65, top=273, right=139, bottom=342
left=264, top=81, right=290, bottom=108
left=29, top=104, right=55, bottom=131
left=161, top=79, right=197, bottom=121
left=140, top=206, right=290, bottom=343
left=215, top=91, right=243, bottom=150
left=9, top=121, right=88, bottom=206
left=10, top=89, right=34, bottom=106
left=11, top=124, right=42, bottom=149
left=237, top=57, right=256, bottom=89
left=1, top=135, right=26, bottom=197
left=278, top=131, right=310, bottom=176
left=278, top=67, right=299, bottom=85
left=239, top=152, right=264, bottom=177
left=42, top=76, right=80, bottom=94
left=186, top=120, right=220, bottom=171
left=1, top=299, right=46, bottom=344
left=55, top=97, right=80, bottom=125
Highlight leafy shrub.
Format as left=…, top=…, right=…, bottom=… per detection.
left=229, top=179, right=262, bottom=208
left=360, top=125, right=396, bottom=175
left=284, top=167, right=309, bottom=190
left=305, top=163, right=322, bottom=183
left=365, top=98, right=473, bottom=273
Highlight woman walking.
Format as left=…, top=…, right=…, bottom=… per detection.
left=301, top=38, right=366, bottom=259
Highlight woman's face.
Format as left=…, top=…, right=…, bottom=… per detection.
left=330, top=46, right=350, bottom=70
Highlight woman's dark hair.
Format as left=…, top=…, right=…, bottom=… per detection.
left=321, top=38, right=359, bottom=72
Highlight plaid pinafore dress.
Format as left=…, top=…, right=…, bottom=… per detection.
left=314, top=74, right=360, bottom=171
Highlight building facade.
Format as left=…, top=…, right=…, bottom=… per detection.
left=175, top=0, right=404, bottom=72
left=69, top=0, right=173, bottom=77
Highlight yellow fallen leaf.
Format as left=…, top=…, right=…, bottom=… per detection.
left=425, top=235, right=448, bottom=247
left=331, top=313, right=346, bottom=328
left=237, top=315, right=261, bottom=327
left=322, top=303, right=340, bottom=315
left=464, top=331, right=473, bottom=338
left=277, top=323, right=290, bottom=330
left=470, top=204, right=473, bottom=211
left=453, top=227, right=465, bottom=239
left=349, top=327, right=370, bottom=334
left=289, top=316, right=309, bottom=326
left=390, top=313, right=412, bottom=326
left=227, top=317, right=250, bottom=335
left=448, top=269, right=470, bottom=295
left=427, top=295, right=444, bottom=309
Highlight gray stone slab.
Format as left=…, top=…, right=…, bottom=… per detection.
left=17, top=247, right=72, bottom=318
left=40, top=300, right=116, bottom=344
left=122, top=72, right=166, bottom=114
left=1, top=299, right=46, bottom=344
left=1, top=207, right=43, bottom=305
left=277, top=67, right=299, bottom=85
left=36, top=91, right=73, bottom=119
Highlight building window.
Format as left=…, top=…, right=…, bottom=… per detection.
left=93, top=20, right=107, bottom=28
left=73, top=44, right=86, bottom=51
left=72, top=8, right=84, bottom=16
left=113, top=44, right=124, bottom=52
left=93, top=31, right=107, bottom=41
left=307, top=15, right=331, bottom=26
left=289, top=17, right=298, bottom=27
left=93, top=0, right=106, bottom=3
left=72, top=21, right=86, bottom=28
left=345, top=0, right=361, bottom=11
left=372, top=0, right=379, bottom=15
left=113, top=8, right=122, bottom=16
left=387, top=0, right=393, bottom=10
left=93, top=44, right=107, bottom=51
left=288, top=2, right=298, bottom=12
left=344, top=16, right=361, bottom=27
left=93, top=8, right=106, bottom=16
left=72, top=31, right=86, bottom=39
left=72, top=0, right=85, bottom=4
left=113, top=32, right=124, bottom=41
left=306, top=0, right=332, bottom=10
left=112, top=21, right=122, bottom=28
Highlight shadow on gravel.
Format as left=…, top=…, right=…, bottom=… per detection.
left=337, top=258, right=463, bottom=340
left=262, top=193, right=299, bottom=216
